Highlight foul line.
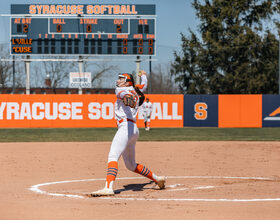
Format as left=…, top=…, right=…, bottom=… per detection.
left=29, top=176, right=280, bottom=202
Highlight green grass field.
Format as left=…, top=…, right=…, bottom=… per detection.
left=0, top=127, right=279, bottom=142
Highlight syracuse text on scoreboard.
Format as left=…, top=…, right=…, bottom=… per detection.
left=10, top=4, right=156, bottom=56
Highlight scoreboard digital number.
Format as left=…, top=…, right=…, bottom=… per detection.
left=10, top=4, right=156, bottom=56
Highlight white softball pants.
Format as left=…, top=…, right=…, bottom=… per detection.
left=143, top=113, right=151, bottom=122
left=108, top=121, right=139, bottom=171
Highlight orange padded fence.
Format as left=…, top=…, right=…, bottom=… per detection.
left=218, top=95, right=262, bottom=128
left=0, top=94, right=184, bottom=128
left=137, top=94, right=183, bottom=128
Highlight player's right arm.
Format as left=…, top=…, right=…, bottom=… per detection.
left=136, top=70, right=148, bottom=93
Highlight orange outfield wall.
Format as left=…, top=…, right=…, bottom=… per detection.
left=137, top=94, right=183, bottom=128
left=218, top=95, right=262, bottom=128
left=0, top=94, right=183, bottom=128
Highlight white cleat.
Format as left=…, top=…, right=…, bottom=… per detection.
left=90, top=188, right=115, bottom=197
left=156, top=176, right=166, bottom=189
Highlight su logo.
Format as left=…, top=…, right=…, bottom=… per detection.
left=194, top=102, right=208, bottom=120
left=269, top=107, right=280, bottom=117
left=264, top=106, right=280, bottom=121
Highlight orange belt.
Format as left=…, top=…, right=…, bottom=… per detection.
left=118, top=118, right=136, bottom=124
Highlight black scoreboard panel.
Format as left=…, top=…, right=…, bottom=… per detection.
left=10, top=4, right=156, bottom=56
left=49, top=18, right=130, bottom=34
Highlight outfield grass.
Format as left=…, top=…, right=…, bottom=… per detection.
left=0, top=127, right=279, bottom=142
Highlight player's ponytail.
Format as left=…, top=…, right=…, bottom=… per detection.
left=134, top=86, right=145, bottom=106
left=129, top=74, right=145, bottom=106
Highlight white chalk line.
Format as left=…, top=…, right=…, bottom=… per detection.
left=168, top=188, right=188, bottom=192
left=167, top=185, right=216, bottom=192
left=29, top=176, right=280, bottom=202
left=168, top=184, right=185, bottom=188
left=167, top=183, right=229, bottom=191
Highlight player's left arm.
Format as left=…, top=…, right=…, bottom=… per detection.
left=116, top=87, right=129, bottom=99
left=115, top=88, right=137, bottom=108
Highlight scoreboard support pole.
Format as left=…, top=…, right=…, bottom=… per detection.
left=12, top=56, right=15, bottom=94
left=136, top=56, right=141, bottom=85
left=25, top=55, right=31, bottom=95
left=149, top=56, right=152, bottom=94
left=78, top=57, right=84, bottom=95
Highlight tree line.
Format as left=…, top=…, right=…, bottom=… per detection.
left=4, top=1, right=279, bottom=95
left=172, top=0, right=280, bottom=94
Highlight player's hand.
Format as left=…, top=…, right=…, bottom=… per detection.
left=138, top=70, right=147, bottom=77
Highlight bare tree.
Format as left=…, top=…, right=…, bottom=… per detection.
left=0, top=44, right=12, bottom=88
left=14, top=61, right=25, bottom=88
left=30, top=62, right=44, bottom=88
left=149, top=62, right=179, bottom=94
left=84, top=61, right=118, bottom=88
left=31, top=59, right=117, bottom=90
left=41, top=58, right=76, bottom=92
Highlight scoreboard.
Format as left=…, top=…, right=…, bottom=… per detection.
left=10, top=4, right=156, bottom=56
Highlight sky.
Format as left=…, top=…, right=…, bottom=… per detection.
left=0, top=0, right=199, bottom=87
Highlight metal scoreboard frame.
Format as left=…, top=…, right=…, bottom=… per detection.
left=10, top=4, right=157, bottom=57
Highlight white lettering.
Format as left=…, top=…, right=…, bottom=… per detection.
left=88, top=102, right=101, bottom=119
left=152, top=102, right=162, bottom=119
left=172, top=102, right=182, bottom=120
left=32, top=103, right=44, bottom=120
left=72, top=102, right=83, bottom=120
left=102, top=102, right=114, bottom=119
left=0, top=101, right=183, bottom=123
left=7, top=102, right=19, bottom=120
left=0, top=102, right=6, bottom=119
left=162, top=102, right=172, bottom=120
left=20, top=102, right=32, bottom=120
left=58, top=102, right=71, bottom=120
left=45, top=102, right=58, bottom=120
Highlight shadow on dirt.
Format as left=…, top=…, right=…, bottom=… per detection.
left=115, top=181, right=154, bottom=194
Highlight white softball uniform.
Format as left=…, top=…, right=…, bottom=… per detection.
left=108, top=75, right=147, bottom=171
left=142, top=101, right=153, bottom=122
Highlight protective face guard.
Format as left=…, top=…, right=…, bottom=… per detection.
left=116, top=75, right=128, bottom=87
left=117, top=73, right=133, bottom=86
left=118, top=74, right=127, bottom=80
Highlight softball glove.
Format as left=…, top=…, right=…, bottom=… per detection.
left=123, top=94, right=137, bottom=108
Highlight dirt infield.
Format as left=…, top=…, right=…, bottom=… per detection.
left=0, top=141, right=280, bottom=220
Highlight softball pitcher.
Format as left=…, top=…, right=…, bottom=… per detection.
left=142, top=98, right=153, bottom=131
left=91, top=70, right=166, bottom=197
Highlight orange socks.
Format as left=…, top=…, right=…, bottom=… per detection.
left=134, top=163, right=157, bottom=183
left=106, top=161, right=118, bottom=188
left=106, top=162, right=157, bottom=189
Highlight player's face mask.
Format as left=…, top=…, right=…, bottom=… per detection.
left=116, top=74, right=133, bottom=87
left=116, top=76, right=126, bottom=87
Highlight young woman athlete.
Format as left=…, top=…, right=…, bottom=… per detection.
left=91, top=70, right=166, bottom=197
